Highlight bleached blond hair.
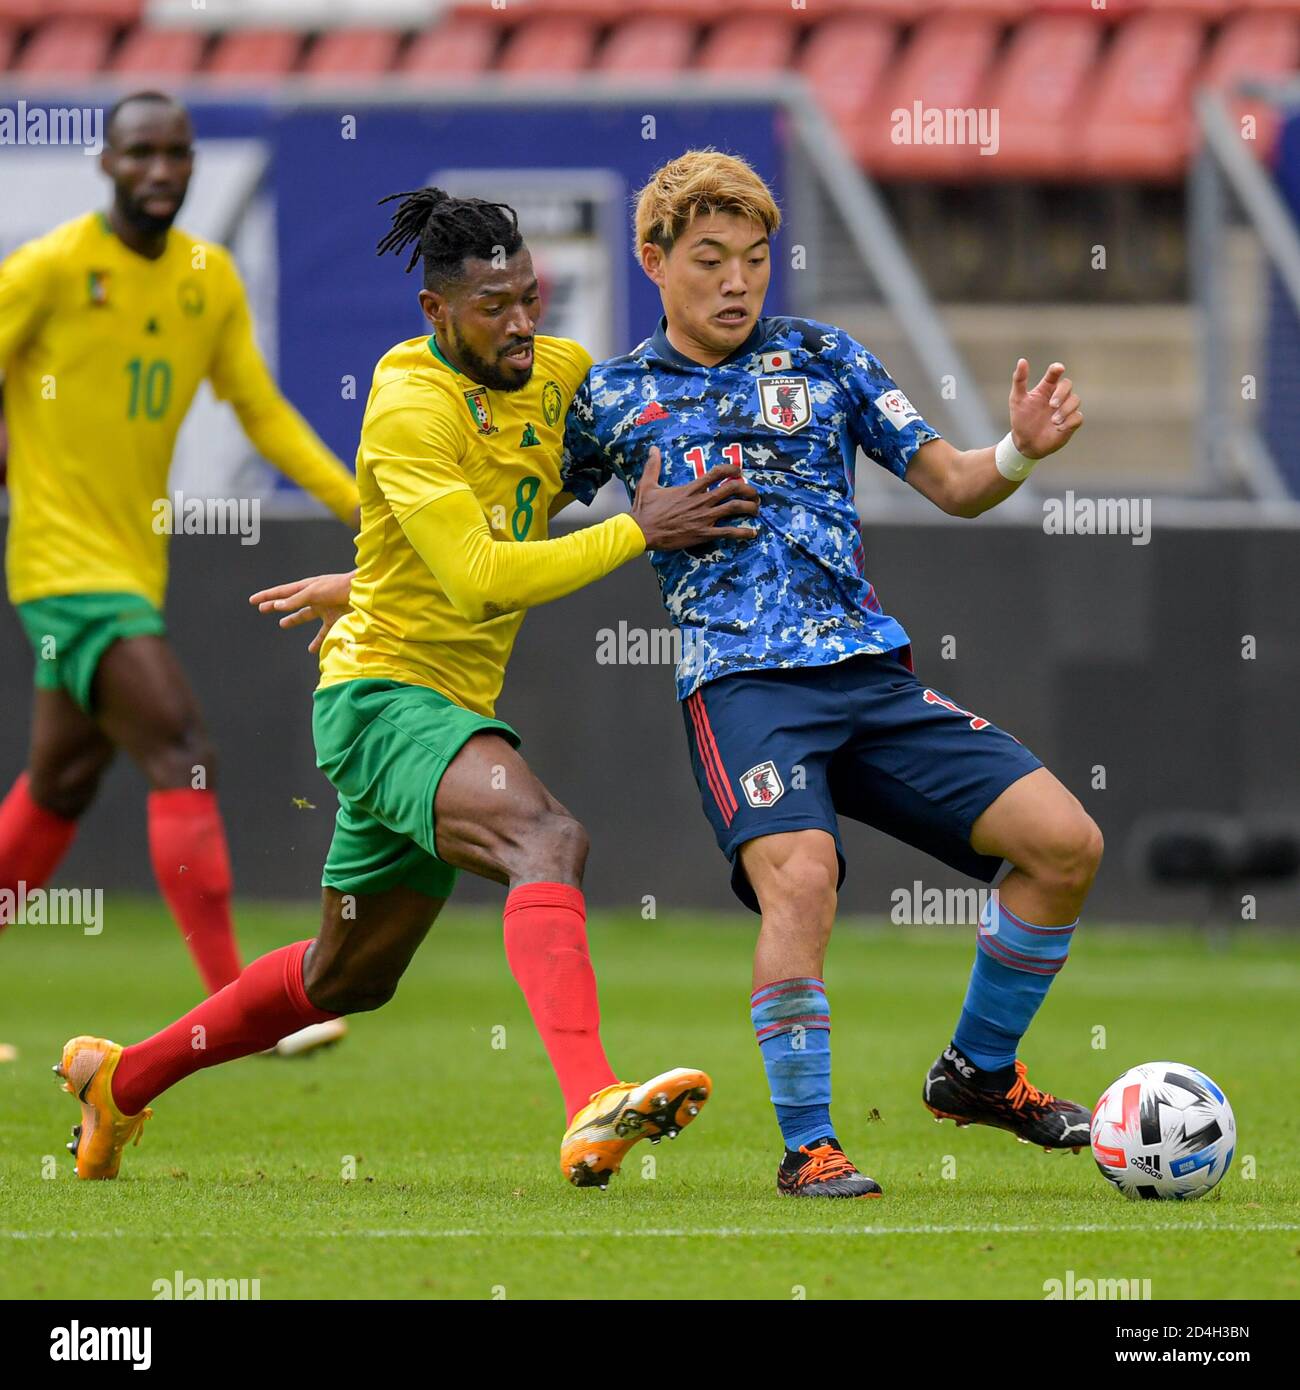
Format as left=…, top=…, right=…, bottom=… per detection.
left=634, top=149, right=781, bottom=255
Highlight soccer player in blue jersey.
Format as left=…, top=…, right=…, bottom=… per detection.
left=562, top=151, right=1101, bottom=1198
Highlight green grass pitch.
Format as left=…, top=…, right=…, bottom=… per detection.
left=1, top=899, right=1297, bottom=1300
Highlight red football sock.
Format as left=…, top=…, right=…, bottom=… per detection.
left=147, top=788, right=242, bottom=994
left=502, top=882, right=618, bottom=1123
left=111, top=939, right=336, bottom=1114
left=0, top=773, right=79, bottom=926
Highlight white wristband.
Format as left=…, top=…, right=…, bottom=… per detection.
left=994, top=432, right=1037, bottom=482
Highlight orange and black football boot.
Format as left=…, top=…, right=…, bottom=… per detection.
left=777, top=1138, right=883, bottom=1198
left=923, top=1044, right=1091, bottom=1152
left=561, top=1068, right=711, bottom=1189
left=54, top=1036, right=151, bottom=1180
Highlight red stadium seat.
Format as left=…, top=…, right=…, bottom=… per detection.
left=812, top=1, right=960, bottom=18
left=110, top=26, right=205, bottom=76
left=798, top=14, right=897, bottom=136
left=498, top=16, right=598, bottom=75
left=606, top=0, right=708, bottom=18
left=467, top=1, right=925, bottom=24
left=946, top=0, right=1150, bottom=18
left=0, top=21, right=17, bottom=69
left=303, top=27, right=402, bottom=79
left=15, top=17, right=115, bottom=75
left=1139, top=0, right=1231, bottom=16
left=447, top=0, right=530, bottom=20
left=982, top=15, right=1105, bottom=178
left=1079, top=13, right=1206, bottom=179
left=708, top=0, right=832, bottom=21
left=851, top=13, right=1002, bottom=179
left=49, top=0, right=142, bottom=19
left=499, top=0, right=622, bottom=18
left=919, top=0, right=1042, bottom=18
left=1200, top=11, right=1300, bottom=162
left=205, top=29, right=304, bottom=83
left=598, top=16, right=697, bottom=74
left=0, top=2, right=47, bottom=21
left=400, top=16, right=499, bottom=79
left=697, top=14, right=797, bottom=74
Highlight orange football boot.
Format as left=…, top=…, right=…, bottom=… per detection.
left=561, top=1068, right=711, bottom=1189
left=54, top=1036, right=151, bottom=1180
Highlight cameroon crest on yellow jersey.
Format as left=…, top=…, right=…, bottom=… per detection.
left=464, top=386, right=496, bottom=435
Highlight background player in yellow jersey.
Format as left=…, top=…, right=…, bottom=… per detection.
left=0, top=92, right=358, bottom=1053
left=56, top=187, right=759, bottom=1187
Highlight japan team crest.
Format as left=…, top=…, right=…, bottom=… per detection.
left=740, top=761, right=785, bottom=808
left=757, top=376, right=811, bottom=434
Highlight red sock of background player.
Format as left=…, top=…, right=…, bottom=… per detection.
left=111, top=939, right=337, bottom=1115
left=0, top=773, right=79, bottom=925
left=147, top=788, right=242, bottom=994
left=503, top=882, right=619, bottom=1123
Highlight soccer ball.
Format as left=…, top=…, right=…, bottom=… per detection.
left=1090, top=1062, right=1235, bottom=1200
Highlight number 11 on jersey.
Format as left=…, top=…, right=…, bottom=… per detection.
left=684, top=443, right=744, bottom=480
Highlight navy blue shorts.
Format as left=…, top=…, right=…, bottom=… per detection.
left=681, top=651, right=1043, bottom=913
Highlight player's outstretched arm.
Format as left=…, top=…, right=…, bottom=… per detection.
left=402, top=447, right=758, bottom=624
left=250, top=571, right=355, bottom=653
left=905, top=359, right=1083, bottom=518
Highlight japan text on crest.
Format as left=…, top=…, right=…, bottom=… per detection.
left=757, top=376, right=811, bottom=435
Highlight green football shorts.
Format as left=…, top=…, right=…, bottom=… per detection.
left=312, top=678, right=520, bottom=899
left=15, top=591, right=166, bottom=715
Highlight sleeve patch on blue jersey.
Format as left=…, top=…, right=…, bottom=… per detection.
left=873, top=389, right=921, bottom=431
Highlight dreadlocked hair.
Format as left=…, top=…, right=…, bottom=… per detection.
left=376, top=187, right=523, bottom=290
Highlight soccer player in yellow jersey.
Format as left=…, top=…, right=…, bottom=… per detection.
left=0, top=92, right=358, bottom=1054
left=57, top=187, right=759, bottom=1186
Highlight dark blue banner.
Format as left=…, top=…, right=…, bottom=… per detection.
left=1265, top=107, right=1300, bottom=496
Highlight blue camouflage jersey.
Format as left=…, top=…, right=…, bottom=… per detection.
left=561, top=315, right=941, bottom=700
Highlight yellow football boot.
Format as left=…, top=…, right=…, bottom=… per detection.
left=54, top=1036, right=151, bottom=1180
left=561, top=1067, right=711, bottom=1189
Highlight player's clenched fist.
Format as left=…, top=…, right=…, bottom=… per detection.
left=1008, top=359, right=1084, bottom=460
left=631, top=445, right=760, bottom=551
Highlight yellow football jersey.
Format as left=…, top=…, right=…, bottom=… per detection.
left=0, top=211, right=358, bottom=607
left=319, top=333, right=597, bottom=716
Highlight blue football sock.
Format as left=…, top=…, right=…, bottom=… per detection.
left=953, top=896, right=1078, bottom=1073
left=751, top=977, right=834, bottom=1150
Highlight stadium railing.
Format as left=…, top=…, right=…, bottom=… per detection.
left=1192, top=82, right=1300, bottom=501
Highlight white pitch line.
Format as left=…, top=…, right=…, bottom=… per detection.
left=3, top=1222, right=1298, bottom=1240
